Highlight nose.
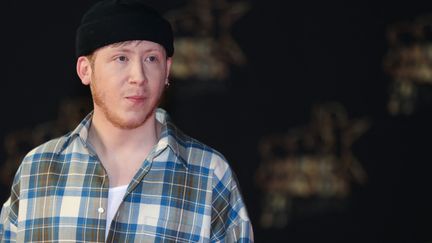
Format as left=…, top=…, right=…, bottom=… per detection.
left=129, top=61, right=147, bottom=85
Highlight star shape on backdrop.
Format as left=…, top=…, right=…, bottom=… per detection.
left=255, top=102, right=370, bottom=228
left=164, top=0, right=250, bottom=81
left=384, top=14, right=432, bottom=115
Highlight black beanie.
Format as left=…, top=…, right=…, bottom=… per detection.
left=75, top=0, right=174, bottom=57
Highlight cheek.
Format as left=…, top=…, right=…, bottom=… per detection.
left=144, top=62, right=167, bottom=77
left=91, top=74, right=117, bottom=98
left=149, top=82, right=165, bottom=97
left=146, top=71, right=167, bottom=89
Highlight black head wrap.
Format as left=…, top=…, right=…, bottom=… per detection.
left=75, top=0, right=174, bottom=57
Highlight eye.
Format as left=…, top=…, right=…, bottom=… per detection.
left=145, top=55, right=158, bottom=63
left=116, top=55, right=128, bottom=62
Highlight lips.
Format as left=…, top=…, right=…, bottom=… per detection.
left=126, top=95, right=145, bottom=100
left=125, top=95, right=147, bottom=104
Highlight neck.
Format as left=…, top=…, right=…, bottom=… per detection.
left=88, top=109, right=161, bottom=187
left=90, top=115, right=159, bottom=152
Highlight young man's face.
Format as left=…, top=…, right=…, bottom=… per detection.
left=81, top=40, right=172, bottom=129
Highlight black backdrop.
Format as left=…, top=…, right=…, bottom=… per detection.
left=1, top=1, right=432, bottom=242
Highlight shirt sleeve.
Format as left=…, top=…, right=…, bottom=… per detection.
left=211, top=160, right=254, bottom=242
left=0, top=167, right=21, bottom=242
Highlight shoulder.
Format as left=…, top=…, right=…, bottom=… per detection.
left=172, top=128, right=230, bottom=173
left=158, top=108, right=236, bottom=180
left=24, top=134, right=71, bottom=160
left=19, top=133, right=76, bottom=173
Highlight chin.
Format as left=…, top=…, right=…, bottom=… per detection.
left=118, top=121, right=144, bottom=130
left=117, top=111, right=154, bottom=129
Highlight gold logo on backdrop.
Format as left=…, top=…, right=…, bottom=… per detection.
left=256, top=103, right=369, bottom=228
left=165, top=0, right=250, bottom=81
left=0, top=97, right=91, bottom=188
left=383, top=15, right=432, bottom=115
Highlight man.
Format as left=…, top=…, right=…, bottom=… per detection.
left=0, top=0, right=253, bottom=242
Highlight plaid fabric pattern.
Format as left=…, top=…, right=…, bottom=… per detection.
left=0, top=108, right=253, bottom=242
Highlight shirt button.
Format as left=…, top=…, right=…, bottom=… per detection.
left=98, top=207, right=105, bottom=214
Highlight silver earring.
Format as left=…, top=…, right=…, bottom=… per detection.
left=165, top=78, right=171, bottom=87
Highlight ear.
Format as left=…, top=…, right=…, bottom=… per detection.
left=165, top=57, right=172, bottom=80
left=76, top=56, right=93, bottom=86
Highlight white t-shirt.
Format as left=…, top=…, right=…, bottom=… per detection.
left=105, top=184, right=128, bottom=240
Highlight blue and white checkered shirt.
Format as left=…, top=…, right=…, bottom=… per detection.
left=0, top=108, right=253, bottom=242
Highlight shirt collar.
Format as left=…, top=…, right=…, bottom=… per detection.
left=154, top=108, right=188, bottom=168
left=54, top=111, right=93, bottom=155
left=71, top=111, right=93, bottom=143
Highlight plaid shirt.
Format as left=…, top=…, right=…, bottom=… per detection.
left=0, top=108, right=253, bottom=242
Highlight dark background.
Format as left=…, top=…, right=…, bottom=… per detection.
left=1, top=1, right=432, bottom=242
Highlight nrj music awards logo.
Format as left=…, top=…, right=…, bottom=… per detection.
left=255, top=103, right=369, bottom=228
left=164, top=0, right=250, bottom=95
left=384, top=14, right=432, bottom=115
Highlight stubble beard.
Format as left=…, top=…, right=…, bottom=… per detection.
left=90, top=80, right=158, bottom=130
